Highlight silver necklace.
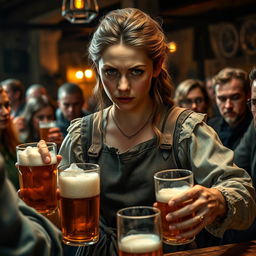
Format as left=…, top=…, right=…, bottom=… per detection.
left=111, top=109, right=153, bottom=139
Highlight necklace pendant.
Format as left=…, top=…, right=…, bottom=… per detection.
left=111, top=108, right=153, bottom=139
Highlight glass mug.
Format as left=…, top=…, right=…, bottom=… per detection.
left=58, top=163, right=100, bottom=246
left=39, top=120, right=57, bottom=141
left=154, top=169, right=194, bottom=245
left=16, top=142, right=58, bottom=215
left=117, top=206, right=163, bottom=256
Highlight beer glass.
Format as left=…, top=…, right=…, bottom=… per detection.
left=58, top=163, right=100, bottom=246
left=154, top=169, right=194, bottom=245
left=39, top=120, right=57, bottom=141
left=16, top=142, right=58, bottom=215
left=117, top=206, right=162, bottom=256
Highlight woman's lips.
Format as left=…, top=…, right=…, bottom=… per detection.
left=116, top=97, right=134, bottom=103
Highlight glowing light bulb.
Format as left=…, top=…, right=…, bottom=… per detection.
left=75, top=70, right=84, bottom=79
left=74, top=0, right=84, bottom=9
left=168, top=42, right=177, bottom=53
left=84, top=69, right=93, bottom=79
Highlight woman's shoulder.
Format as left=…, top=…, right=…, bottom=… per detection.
left=67, top=110, right=105, bottom=138
left=179, top=110, right=207, bottom=140
left=67, top=113, right=94, bottom=132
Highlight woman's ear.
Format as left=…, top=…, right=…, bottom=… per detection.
left=153, top=58, right=164, bottom=78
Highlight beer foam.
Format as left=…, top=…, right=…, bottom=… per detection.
left=65, top=163, right=84, bottom=172
left=156, top=186, right=190, bottom=203
left=17, top=146, right=57, bottom=166
left=59, top=170, right=100, bottom=198
left=119, top=234, right=161, bottom=253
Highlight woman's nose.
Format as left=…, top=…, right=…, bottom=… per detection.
left=117, top=76, right=130, bottom=91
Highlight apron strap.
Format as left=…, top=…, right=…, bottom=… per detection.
left=160, top=107, right=193, bottom=166
left=160, top=107, right=189, bottom=149
left=88, top=107, right=110, bottom=158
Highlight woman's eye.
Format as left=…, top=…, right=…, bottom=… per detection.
left=104, top=69, right=118, bottom=76
left=131, top=69, right=144, bottom=76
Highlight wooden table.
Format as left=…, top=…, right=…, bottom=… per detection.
left=164, top=240, right=256, bottom=256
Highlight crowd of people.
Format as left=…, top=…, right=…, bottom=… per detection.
left=0, top=7, right=256, bottom=256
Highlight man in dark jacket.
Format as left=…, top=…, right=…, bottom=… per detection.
left=56, top=82, right=90, bottom=137
left=208, top=67, right=252, bottom=150
left=221, top=67, right=256, bottom=244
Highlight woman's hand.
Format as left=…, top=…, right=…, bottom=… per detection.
left=154, top=185, right=227, bottom=240
left=46, top=127, right=64, bottom=148
left=37, top=140, right=62, bottom=165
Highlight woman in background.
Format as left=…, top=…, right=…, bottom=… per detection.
left=21, top=95, right=63, bottom=147
left=174, top=79, right=212, bottom=117
left=0, top=86, right=20, bottom=189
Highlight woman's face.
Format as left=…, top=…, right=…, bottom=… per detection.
left=0, top=90, right=11, bottom=130
left=32, top=106, right=55, bottom=132
left=181, top=87, right=208, bottom=113
left=97, top=44, right=159, bottom=113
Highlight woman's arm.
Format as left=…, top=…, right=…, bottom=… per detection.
left=178, top=114, right=256, bottom=237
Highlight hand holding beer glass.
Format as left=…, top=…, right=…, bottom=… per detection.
left=39, top=120, right=57, bottom=141
left=117, top=206, right=163, bottom=256
left=16, top=142, right=58, bottom=215
left=58, top=163, right=100, bottom=246
left=154, top=169, right=194, bottom=245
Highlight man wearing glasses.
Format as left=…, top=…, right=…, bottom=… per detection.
left=221, top=67, right=256, bottom=244
left=234, top=67, right=256, bottom=187
left=208, top=67, right=252, bottom=150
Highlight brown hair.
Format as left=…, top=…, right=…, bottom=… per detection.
left=88, top=8, right=174, bottom=138
left=214, top=67, right=250, bottom=95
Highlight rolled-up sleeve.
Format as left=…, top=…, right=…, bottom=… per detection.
left=178, top=113, right=256, bottom=237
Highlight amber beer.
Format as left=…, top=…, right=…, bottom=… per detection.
left=154, top=169, right=194, bottom=245
left=118, top=234, right=162, bottom=256
left=156, top=187, right=194, bottom=245
left=16, top=142, right=57, bottom=214
left=39, top=121, right=57, bottom=141
left=58, top=163, right=100, bottom=246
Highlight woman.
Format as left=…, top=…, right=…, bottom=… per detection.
left=0, top=86, right=20, bottom=189
left=174, top=79, right=212, bottom=116
left=40, top=8, right=255, bottom=255
left=21, top=95, right=63, bottom=147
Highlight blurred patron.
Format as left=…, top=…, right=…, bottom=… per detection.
left=1, top=78, right=25, bottom=118
left=208, top=67, right=252, bottom=150
left=0, top=86, right=20, bottom=189
left=20, top=95, right=63, bottom=147
left=205, top=76, right=220, bottom=117
left=174, top=79, right=212, bottom=116
left=221, top=67, right=256, bottom=244
left=0, top=153, right=63, bottom=256
left=25, top=84, right=48, bottom=101
left=56, top=82, right=90, bottom=137
left=234, top=67, right=256, bottom=186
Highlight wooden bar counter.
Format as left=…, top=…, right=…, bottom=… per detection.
left=164, top=240, right=256, bottom=256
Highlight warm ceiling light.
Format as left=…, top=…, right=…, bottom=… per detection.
left=84, top=69, right=93, bottom=79
left=62, top=0, right=99, bottom=24
left=168, top=42, right=177, bottom=53
left=75, top=70, right=84, bottom=79
left=74, top=0, right=85, bottom=9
